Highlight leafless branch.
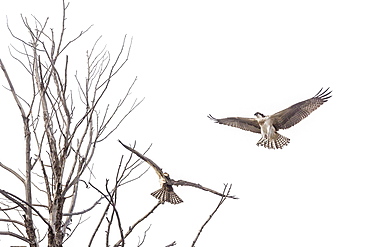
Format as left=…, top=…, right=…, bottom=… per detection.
left=62, top=196, right=104, bottom=216
left=137, top=224, right=151, bottom=247
left=97, top=77, right=144, bottom=143
left=0, top=161, right=25, bottom=185
left=113, top=201, right=162, bottom=247
left=0, top=218, right=25, bottom=226
left=191, top=184, right=233, bottom=247
left=0, top=231, right=31, bottom=244
left=124, top=202, right=161, bottom=239
left=0, top=207, right=26, bottom=238
left=89, top=181, right=125, bottom=245
left=165, top=241, right=177, bottom=247
left=87, top=148, right=150, bottom=247
left=0, top=59, right=27, bottom=118
left=62, top=214, right=89, bottom=244
left=0, top=189, right=51, bottom=229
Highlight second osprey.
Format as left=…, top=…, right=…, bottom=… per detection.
left=208, top=88, right=332, bottom=149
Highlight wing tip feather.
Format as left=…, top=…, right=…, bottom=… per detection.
left=315, top=87, right=332, bottom=102
left=207, top=114, right=218, bottom=122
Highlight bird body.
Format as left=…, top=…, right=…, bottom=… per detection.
left=208, top=88, right=332, bottom=149
left=254, top=113, right=291, bottom=149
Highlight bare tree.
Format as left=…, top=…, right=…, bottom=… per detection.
left=0, top=1, right=237, bottom=247
left=0, top=1, right=142, bottom=246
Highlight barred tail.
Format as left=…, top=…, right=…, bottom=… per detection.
left=256, top=132, right=290, bottom=149
left=151, top=188, right=183, bottom=204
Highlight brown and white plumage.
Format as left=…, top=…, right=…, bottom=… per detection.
left=150, top=173, right=183, bottom=204
left=118, top=141, right=238, bottom=204
left=208, top=87, right=332, bottom=149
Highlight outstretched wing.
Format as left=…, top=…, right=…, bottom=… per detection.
left=118, top=140, right=165, bottom=179
left=208, top=114, right=261, bottom=133
left=270, top=87, right=332, bottom=130
left=171, top=179, right=238, bottom=199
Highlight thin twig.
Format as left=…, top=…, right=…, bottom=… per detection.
left=191, top=184, right=233, bottom=247
left=137, top=224, right=151, bottom=247
left=0, top=231, right=31, bottom=244
left=113, top=201, right=162, bottom=247
left=0, top=161, right=25, bottom=185
left=0, top=189, right=52, bottom=229
left=165, top=241, right=177, bottom=247
left=62, top=196, right=104, bottom=216
left=89, top=181, right=125, bottom=245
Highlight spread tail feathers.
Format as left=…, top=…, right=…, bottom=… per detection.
left=151, top=188, right=183, bottom=204
left=256, top=133, right=290, bottom=149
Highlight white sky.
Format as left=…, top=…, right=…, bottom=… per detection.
left=1, top=0, right=370, bottom=246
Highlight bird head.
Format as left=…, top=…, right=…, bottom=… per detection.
left=163, top=172, right=170, bottom=178
left=254, top=112, right=265, bottom=118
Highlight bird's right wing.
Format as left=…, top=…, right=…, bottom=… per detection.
left=171, top=179, right=238, bottom=199
left=270, top=87, right=332, bottom=130
left=208, top=114, right=261, bottom=133
left=118, top=140, right=165, bottom=179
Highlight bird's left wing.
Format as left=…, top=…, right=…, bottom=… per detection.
left=118, top=140, right=165, bottom=179
left=270, top=87, right=332, bottom=130
left=171, top=179, right=238, bottom=199
left=208, top=114, right=261, bottom=133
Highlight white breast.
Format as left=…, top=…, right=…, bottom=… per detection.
left=159, top=177, right=166, bottom=186
left=260, top=117, right=275, bottom=138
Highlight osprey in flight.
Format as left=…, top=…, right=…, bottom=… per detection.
left=118, top=140, right=238, bottom=204
left=208, top=87, right=332, bottom=149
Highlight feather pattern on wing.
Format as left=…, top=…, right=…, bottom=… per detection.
left=171, top=180, right=238, bottom=199
left=207, top=114, right=261, bottom=133
left=270, top=87, right=332, bottom=130
left=118, top=141, right=165, bottom=179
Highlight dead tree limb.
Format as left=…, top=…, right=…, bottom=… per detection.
left=89, top=181, right=125, bottom=245
left=191, top=184, right=233, bottom=247
left=165, top=241, right=177, bottom=247
left=112, top=201, right=162, bottom=247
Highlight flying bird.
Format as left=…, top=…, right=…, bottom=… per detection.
left=208, top=87, right=332, bottom=149
left=118, top=140, right=238, bottom=204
